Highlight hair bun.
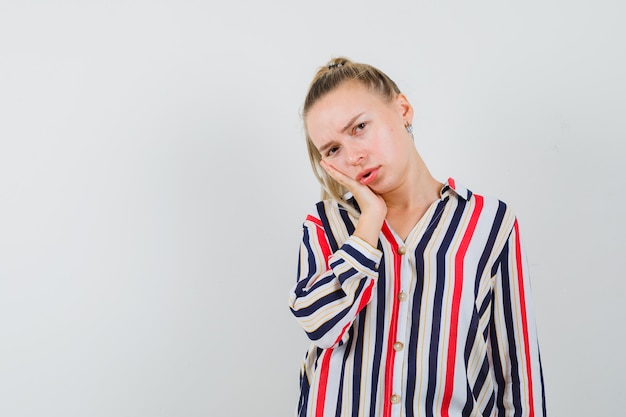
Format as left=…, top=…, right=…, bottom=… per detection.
left=326, top=57, right=351, bottom=70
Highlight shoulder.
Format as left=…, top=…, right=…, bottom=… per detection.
left=445, top=177, right=518, bottom=230
left=302, top=199, right=357, bottom=249
left=304, top=199, right=356, bottom=225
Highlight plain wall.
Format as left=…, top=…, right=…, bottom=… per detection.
left=1, top=1, right=624, bottom=416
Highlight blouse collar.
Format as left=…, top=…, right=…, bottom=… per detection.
left=440, top=177, right=472, bottom=201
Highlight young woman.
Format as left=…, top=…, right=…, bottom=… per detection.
left=288, top=58, right=546, bottom=417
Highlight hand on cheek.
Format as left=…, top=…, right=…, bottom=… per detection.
left=319, top=160, right=355, bottom=188
left=320, top=160, right=387, bottom=247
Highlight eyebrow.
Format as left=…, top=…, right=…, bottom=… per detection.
left=318, top=112, right=365, bottom=154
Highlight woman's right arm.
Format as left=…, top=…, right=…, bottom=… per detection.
left=288, top=214, right=382, bottom=349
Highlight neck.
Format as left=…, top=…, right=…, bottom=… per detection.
left=381, top=150, right=442, bottom=211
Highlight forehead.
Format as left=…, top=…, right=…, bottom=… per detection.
left=306, top=82, right=389, bottom=140
left=309, top=81, right=383, bottom=115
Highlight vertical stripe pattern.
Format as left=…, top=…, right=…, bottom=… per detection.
left=289, top=178, right=546, bottom=417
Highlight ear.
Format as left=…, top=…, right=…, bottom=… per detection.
left=395, top=93, right=414, bottom=125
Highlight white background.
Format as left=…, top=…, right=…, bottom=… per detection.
left=1, top=1, right=624, bottom=416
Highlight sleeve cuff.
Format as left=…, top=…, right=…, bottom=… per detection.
left=329, top=235, right=382, bottom=283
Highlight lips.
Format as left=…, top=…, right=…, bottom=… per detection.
left=356, top=167, right=380, bottom=185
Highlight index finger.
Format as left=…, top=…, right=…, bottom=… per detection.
left=320, top=160, right=355, bottom=187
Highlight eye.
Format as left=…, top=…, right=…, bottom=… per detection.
left=353, top=122, right=366, bottom=135
left=326, top=146, right=339, bottom=157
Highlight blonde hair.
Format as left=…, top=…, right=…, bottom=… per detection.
left=302, top=57, right=402, bottom=214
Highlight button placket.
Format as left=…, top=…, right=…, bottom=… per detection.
left=390, top=247, right=412, bottom=411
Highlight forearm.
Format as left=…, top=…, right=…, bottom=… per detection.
left=289, top=233, right=381, bottom=349
left=352, top=211, right=385, bottom=248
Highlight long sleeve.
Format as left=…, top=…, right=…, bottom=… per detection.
left=288, top=214, right=382, bottom=349
left=489, top=219, right=547, bottom=417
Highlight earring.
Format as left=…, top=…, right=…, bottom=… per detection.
left=405, top=123, right=413, bottom=134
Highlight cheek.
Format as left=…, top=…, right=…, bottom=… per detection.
left=373, top=138, right=392, bottom=160
left=340, top=164, right=359, bottom=180
left=383, top=127, right=407, bottom=154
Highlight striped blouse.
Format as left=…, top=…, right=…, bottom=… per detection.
left=288, top=178, right=546, bottom=417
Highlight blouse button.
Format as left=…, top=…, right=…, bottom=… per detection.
left=390, top=394, right=401, bottom=404
left=397, top=246, right=406, bottom=255
left=393, top=342, right=404, bottom=351
left=397, top=292, right=408, bottom=302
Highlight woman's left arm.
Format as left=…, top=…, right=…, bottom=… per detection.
left=490, top=218, right=547, bottom=416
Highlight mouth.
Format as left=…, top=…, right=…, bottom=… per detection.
left=356, top=167, right=380, bottom=185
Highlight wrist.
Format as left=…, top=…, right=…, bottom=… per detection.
left=354, top=213, right=385, bottom=247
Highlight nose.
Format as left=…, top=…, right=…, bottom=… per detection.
left=347, top=147, right=365, bottom=165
